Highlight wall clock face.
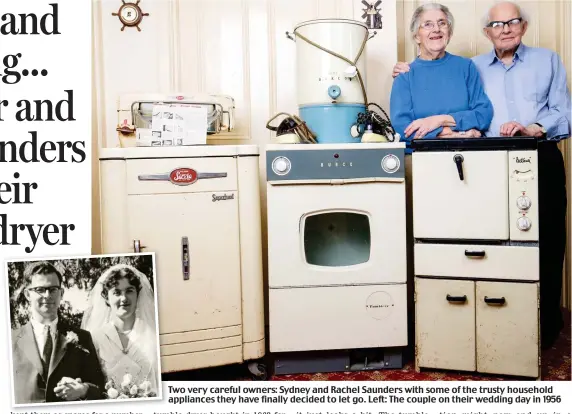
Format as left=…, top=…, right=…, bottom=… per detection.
left=112, top=1, right=149, bottom=31
left=120, top=5, right=140, bottom=24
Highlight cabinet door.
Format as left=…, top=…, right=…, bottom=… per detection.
left=412, top=151, right=509, bottom=240
left=415, top=278, right=476, bottom=371
left=127, top=192, right=242, bottom=334
left=476, top=281, right=539, bottom=377
left=267, top=181, right=406, bottom=287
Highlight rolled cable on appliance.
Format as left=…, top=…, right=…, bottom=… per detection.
left=290, top=114, right=318, bottom=143
left=368, top=102, right=398, bottom=140
left=265, top=112, right=317, bottom=143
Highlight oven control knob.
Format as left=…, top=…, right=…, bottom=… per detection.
left=517, top=216, right=532, bottom=231
left=516, top=196, right=531, bottom=210
left=381, top=154, right=400, bottom=173
left=272, top=156, right=291, bottom=175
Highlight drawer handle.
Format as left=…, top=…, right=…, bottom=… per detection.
left=484, top=296, right=506, bottom=305
left=454, top=154, right=464, bottom=180
left=182, top=236, right=190, bottom=281
left=138, top=171, right=228, bottom=183
left=465, top=250, right=485, bottom=258
left=446, top=294, right=467, bottom=303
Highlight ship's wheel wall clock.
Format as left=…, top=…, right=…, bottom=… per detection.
left=112, top=0, right=149, bottom=32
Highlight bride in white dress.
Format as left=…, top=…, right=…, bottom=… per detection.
left=81, top=264, right=160, bottom=399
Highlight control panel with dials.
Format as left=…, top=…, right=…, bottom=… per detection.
left=266, top=147, right=404, bottom=182
left=509, top=150, right=538, bottom=241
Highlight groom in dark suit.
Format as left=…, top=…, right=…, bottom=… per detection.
left=11, top=262, right=105, bottom=404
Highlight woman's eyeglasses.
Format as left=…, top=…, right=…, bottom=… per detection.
left=487, top=17, right=523, bottom=30
left=27, top=286, right=61, bottom=295
left=420, top=20, right=450, bottom=30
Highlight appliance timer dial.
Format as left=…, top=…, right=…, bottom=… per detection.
left=272, top=156, right=291, bottom=176
left=517, top=216, right=532, bottom=231
left=516, top=196, right=532, bottom=210
left=382, top=154, right=400, bottom=173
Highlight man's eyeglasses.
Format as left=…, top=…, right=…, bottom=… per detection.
left=420, top=20, right=450, bottom=31
left=487, top=17, right=523, bottom=30
left=27, top=286, right=61, bottom=295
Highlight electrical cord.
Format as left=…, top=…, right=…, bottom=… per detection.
left=266, top=112, right=317, bottom=143
left=355, top=103, right=398, bottom=141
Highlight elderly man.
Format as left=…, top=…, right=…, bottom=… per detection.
left=393, top=1, right=571, bottom=349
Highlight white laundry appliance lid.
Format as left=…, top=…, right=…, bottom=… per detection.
left=293, top=18, right=369, bottom=31
left=99, top=144, right=259, bottom=160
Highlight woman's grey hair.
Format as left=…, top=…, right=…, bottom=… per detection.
left=481, top=1, right=529, bottom=28
left=410, top=3, right=454, bottom=42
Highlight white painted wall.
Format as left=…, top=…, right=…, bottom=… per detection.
left=93, top=0, right=397, bottom=148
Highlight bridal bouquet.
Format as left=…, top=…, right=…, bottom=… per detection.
left=105, top=374, right=157, bottom=399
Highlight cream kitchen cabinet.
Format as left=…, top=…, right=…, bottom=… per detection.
left=415, top=277, right=540, bottom=378
left=412, top=138, right=541, bottom=380
left=99, top=145, right=266, bottom=378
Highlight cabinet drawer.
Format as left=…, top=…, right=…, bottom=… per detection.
left=415, top=278, right=475, bottom=371
left=126, top=157, right=238, bottom=195
left=476, top=281, right=539, bottom=378
left=270, top=284, right=407, bottom=352
left=415, top=244, right=538, bottom=281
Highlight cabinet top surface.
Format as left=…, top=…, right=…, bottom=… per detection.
left=100, top=144, right=259, bottom=160
left=266, top=142, right=406, bottom=151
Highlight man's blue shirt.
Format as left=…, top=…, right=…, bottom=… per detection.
left=472, top=43, right=571, bottom=140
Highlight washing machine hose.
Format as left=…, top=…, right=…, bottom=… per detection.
left=290, top=28, right=369, bottom=106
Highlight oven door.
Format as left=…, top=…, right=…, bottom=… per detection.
left=267, top=180, right=406, bottom=287
left=412, top=150, right=509, bottom=240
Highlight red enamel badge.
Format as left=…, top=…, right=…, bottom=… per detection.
left=169, top=168, right=198, bottom=185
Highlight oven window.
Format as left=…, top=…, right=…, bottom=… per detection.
left=304, top=212, right=371, bottom=267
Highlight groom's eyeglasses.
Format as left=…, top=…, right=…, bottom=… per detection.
left=27, top=286, right=61, bottom=295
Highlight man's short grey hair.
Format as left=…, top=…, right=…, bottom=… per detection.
left=410, top=3, right=454, bottom=42
left=481, top=1, right=530, bottom=28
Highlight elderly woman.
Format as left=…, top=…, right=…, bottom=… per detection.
left=390, top=3, right=493, bottom=149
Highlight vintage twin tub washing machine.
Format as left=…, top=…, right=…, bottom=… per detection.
left=99, top=18, right=539, bottom=379
left=266, top=19, right=407, bottom=374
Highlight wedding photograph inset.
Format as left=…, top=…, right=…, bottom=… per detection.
left=6, top=253, right=162, bottom=406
